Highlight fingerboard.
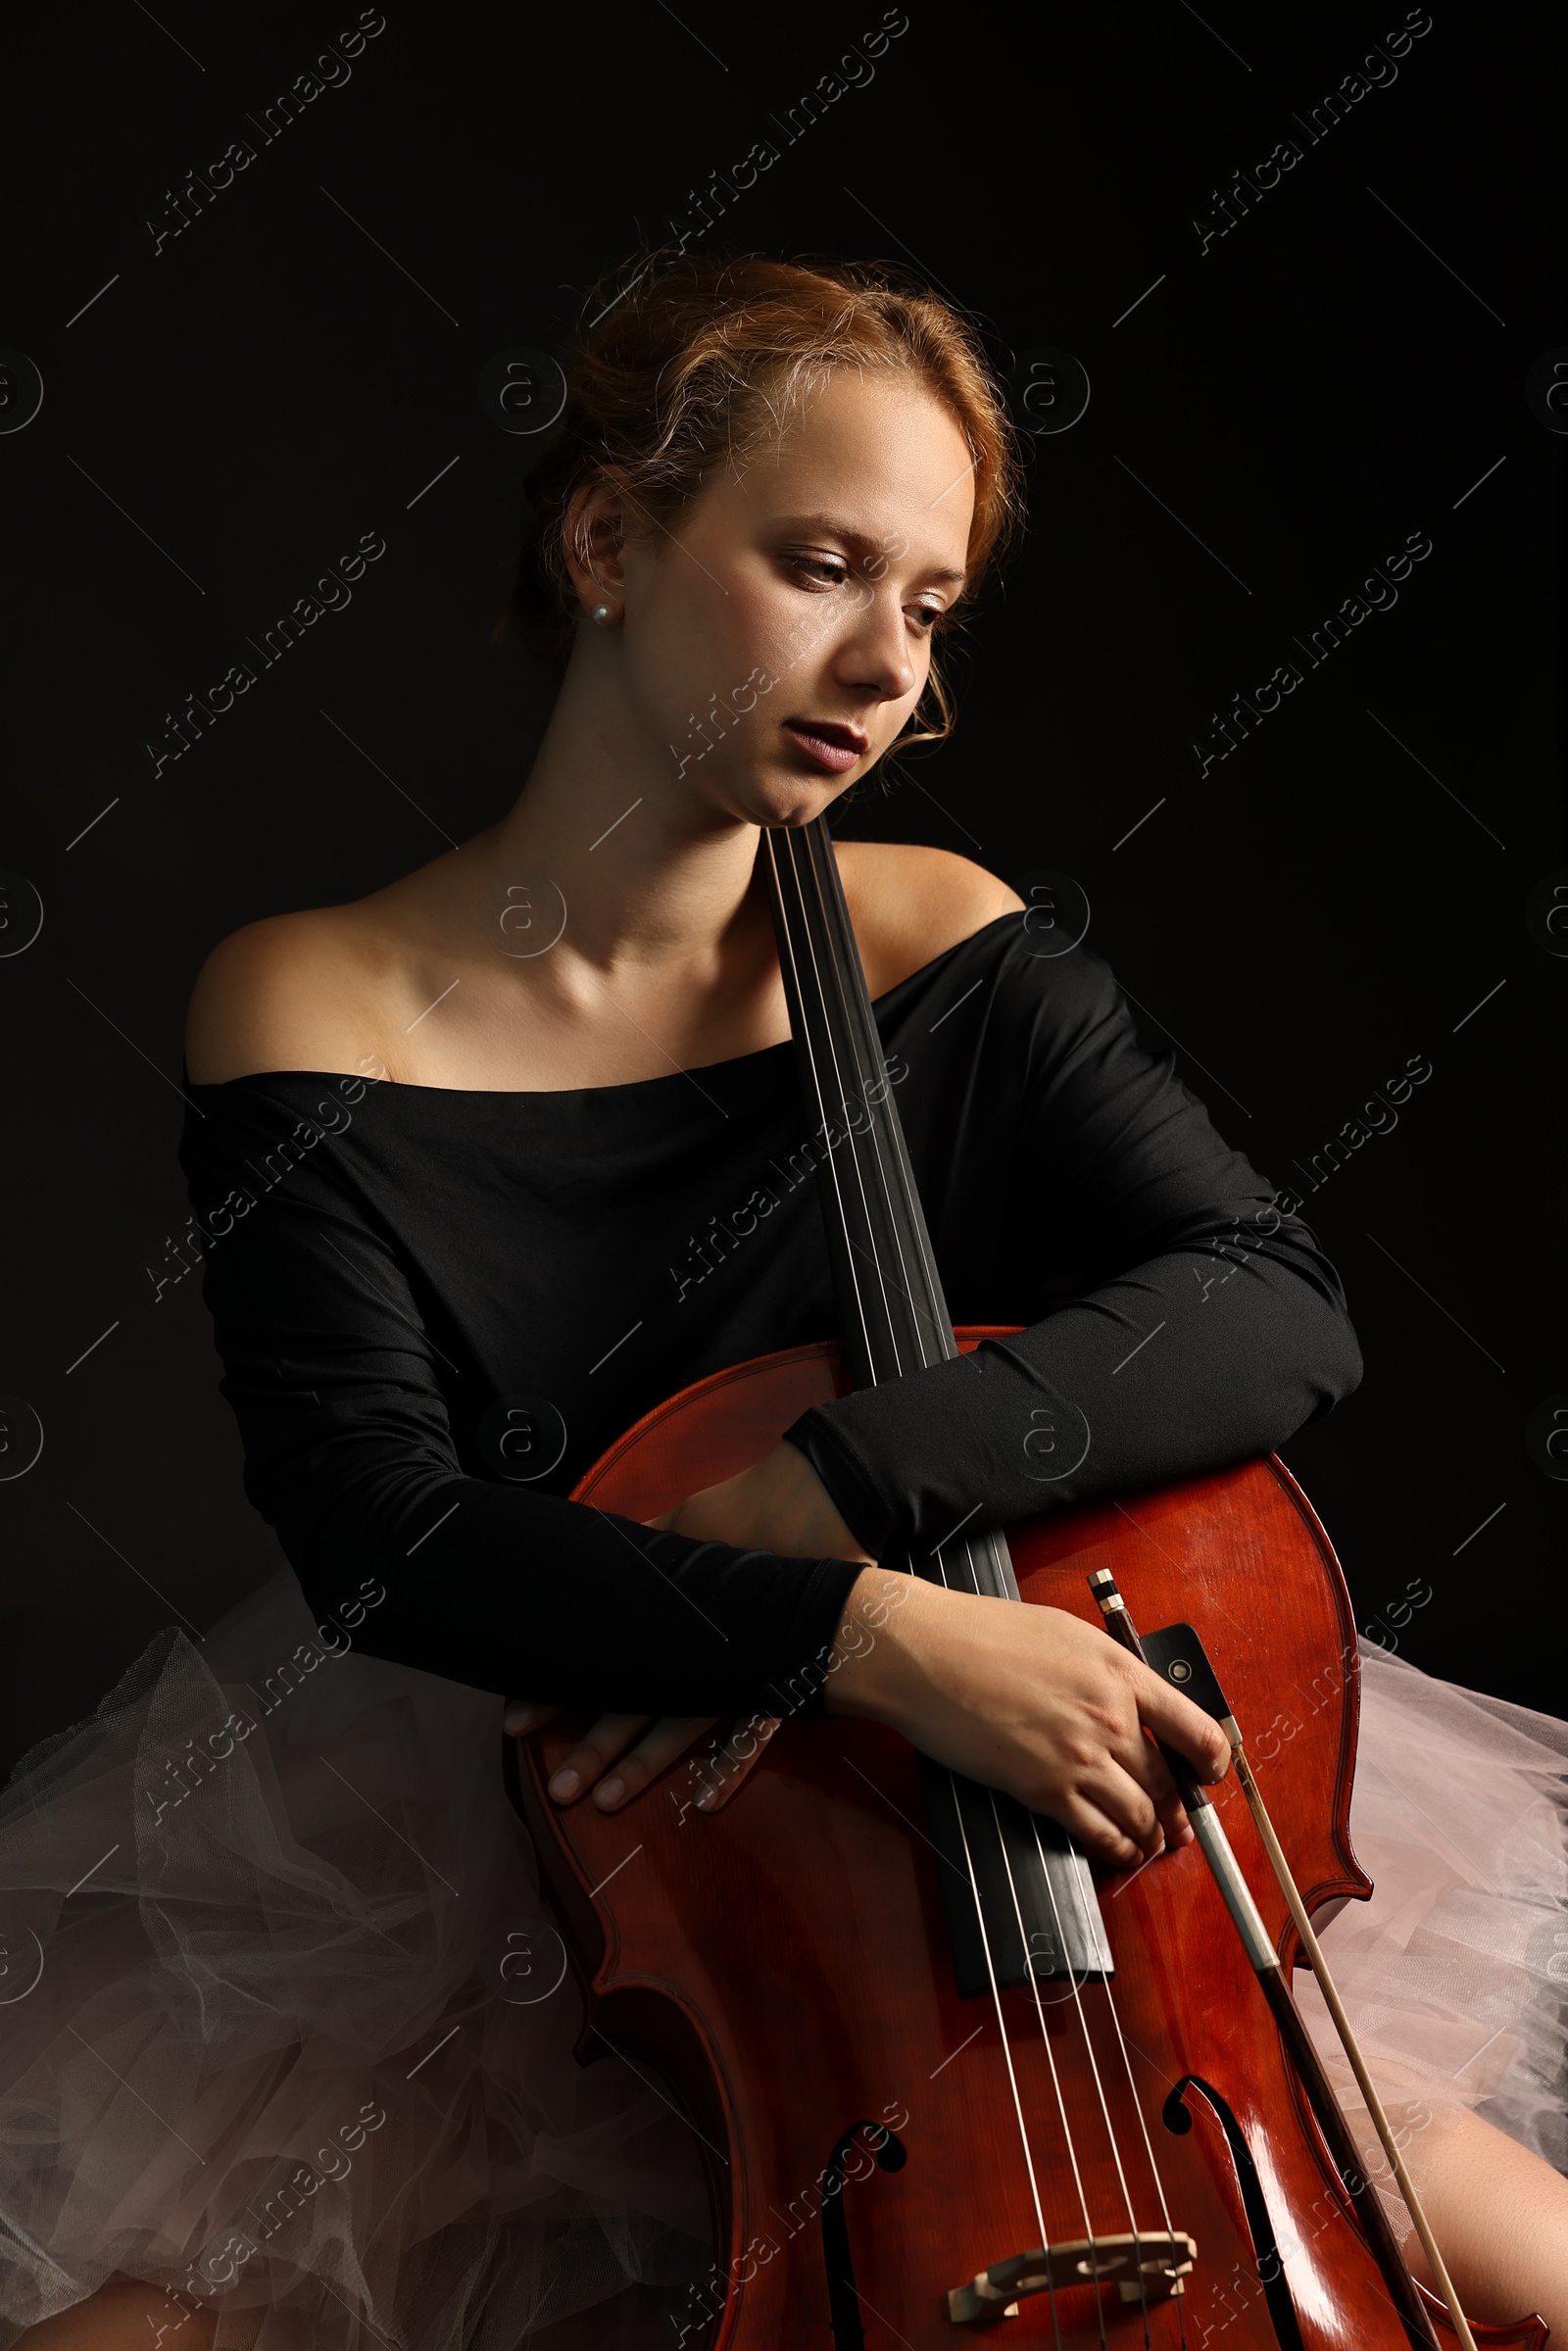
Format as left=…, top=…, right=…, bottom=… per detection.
left=762, top=818, right=1112, bottom=1993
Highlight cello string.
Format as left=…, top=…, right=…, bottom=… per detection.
left=969, top=1545, right=1190, bottom=2339
left=1075, top=1895, right=1191, bottom=2347
left=864, top=1053, right=1177, bottom=2326
left=975, top=1507, right=1182, bottom=2331
left=937, top=1559, right=1149, bottom=2342
left=842, top=816, right=1182, bottom=2286
left=787, top=831, right=919, bottom=1381
left=798, top=826, right=1183, bottom=2334
left=761, top=822, right=906, bottom=1373
left=789, top=828, right=1118, bottom=2229
left=798, top=829, right=1177, bottom=2331
left=787, top=835, right=1135, bottom=2322
left=1057, top=1832, right=1189, bottom=2342
left=798, top=828, right=1190, bottom=2337
left=803, top=825, right=956, bottom=1377
left=767, top=830, right=1067, bottom=2339
left=1005, top=1775, right=1155, bottom=2346
left=981, top=1776, right=1118, bottom=2351
left=944, top=1767, right=1067, bottom=2351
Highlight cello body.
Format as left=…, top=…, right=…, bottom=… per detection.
left=503, top=1335, right=1544, bottom=2349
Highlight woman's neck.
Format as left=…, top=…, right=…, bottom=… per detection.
left=478, top=640, right=766, bottom=978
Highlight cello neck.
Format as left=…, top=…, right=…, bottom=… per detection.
left=761, top=816, right=958, bottom=1393
left=761, top=816, right=1016, bottom=1605
left=763, top=817, right=1115, bottom=1992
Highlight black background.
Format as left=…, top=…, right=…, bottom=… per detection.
left=1, top=1, right=1562, bottom=1780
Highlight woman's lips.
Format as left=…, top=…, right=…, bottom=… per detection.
left=782, top=720, right=867, bottom=774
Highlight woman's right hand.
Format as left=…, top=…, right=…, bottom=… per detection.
left=823, top=1568, right=1232, bottom=1871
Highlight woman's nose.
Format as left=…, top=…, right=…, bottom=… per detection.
left=833, top=584, right=918, bottom=703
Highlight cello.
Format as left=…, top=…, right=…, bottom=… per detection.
left=503, top=817, right=1544, bottom=2347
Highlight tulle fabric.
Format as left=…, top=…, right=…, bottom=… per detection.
left=1300, top=1640, right=1568, bottom=2233
left=3, top=1585, right=1565, bottom=2340
left=0, top=1566, right=710, bottom=2350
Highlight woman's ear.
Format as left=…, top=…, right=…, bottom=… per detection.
left=562, top=476, right=630, bottom=618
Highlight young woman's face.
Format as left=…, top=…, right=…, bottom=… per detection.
left=610, top=366, right=977, bottom=829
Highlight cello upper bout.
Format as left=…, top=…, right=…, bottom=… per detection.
left=571, top=1337, right=849, bottom=1524
left=573, top=1324, right=1370, bottom=1967
left=957, top=1324, right=1368, bottom=1937
left=1004, top=1456, right=1369, bottom=1940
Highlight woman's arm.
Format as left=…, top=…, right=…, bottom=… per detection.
left=651, top=1445, right=1232, bottom=1869
left=183, top=1074, right=1228, bottom=1868
left=179, top=1078, right=863, bottom=1718
left=780, top=933, right=1363, bottom=1555
left=622, top=934, right=1349, bottom=1856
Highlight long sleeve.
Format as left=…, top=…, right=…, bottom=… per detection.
left=781, top=936, right=1363, bottom=1557
left=180, top=1081, right=860, bottom=1716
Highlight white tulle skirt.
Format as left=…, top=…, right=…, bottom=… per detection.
left=1300, top=1641, right=1568, bottom=2234
left=0, top=1585, right=1563, bottom=2345
left=0, top=1565, right=710, bottom=2351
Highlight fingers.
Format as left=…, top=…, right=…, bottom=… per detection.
left=549, top=1713, right=719, bottom=1810
left=1060, top=1795, right=1148, bottom=1873
left=1151, top=1780, right=1196, bottom=1850
left=690, top=1714, right=780, bottom=1814
left=502, top=1701, right=562, bottom=1737
left=1104, top=1713, right=1195, bottom=1850
left=546, top=1713, right=655, bottom=1802
left=587, top=1715, right=721, bottom=1811
left=527, top=1699, right=773, bottom=1815
left=1062, top=1759, right=1196, bottom=1872
left=1134, top=1665, right=1233, bottom=1784
left=1079, top=1756, right=1163, bottom=1863
left=1053, top=1686, right=1203, bottom=1867
left=1057, top=1758, right=1166, bottom=1870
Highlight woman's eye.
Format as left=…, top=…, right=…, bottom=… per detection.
left=783, top=555, right=949, bottom=633
left=786, top=555, right=849, bottom=589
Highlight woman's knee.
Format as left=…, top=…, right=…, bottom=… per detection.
left=11, top=2280, right=219, bottom=2351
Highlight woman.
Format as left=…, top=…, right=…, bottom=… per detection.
left=3, top=253, right=1565, bottom=2347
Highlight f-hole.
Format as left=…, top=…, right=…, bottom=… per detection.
left=1164, top=2075, right=1305, bottom=2351
left=820, top=2119, right=908, bottom=2347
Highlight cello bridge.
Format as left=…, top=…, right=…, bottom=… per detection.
left=947, top=2231, right=1196, bottom=2323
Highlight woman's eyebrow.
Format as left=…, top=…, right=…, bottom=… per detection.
left=770, top=513, right=966, bottom=587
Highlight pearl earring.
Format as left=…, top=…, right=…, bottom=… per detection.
left=591, top=603, right=614, bottom=625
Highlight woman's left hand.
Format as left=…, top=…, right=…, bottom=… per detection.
left=502, top=1698, right=736, bottom=1813
left=503, top=1442, right=873, bottom=1814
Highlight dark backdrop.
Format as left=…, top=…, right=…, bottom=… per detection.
left=1, top=1, right=1563, bottom=1777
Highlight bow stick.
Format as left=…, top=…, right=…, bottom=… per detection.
left=1087, top=1567, right=1470, bottom=2351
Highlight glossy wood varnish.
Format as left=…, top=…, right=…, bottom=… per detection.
left=503, top=1335, right=1544, bottom=2349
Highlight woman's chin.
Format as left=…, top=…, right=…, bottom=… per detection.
left=711, top=758, right=859, bottom=832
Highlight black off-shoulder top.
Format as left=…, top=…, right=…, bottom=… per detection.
left=179, top=914, right=1362, bottom=1717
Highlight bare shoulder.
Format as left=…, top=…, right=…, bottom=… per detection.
left=834, top=841, right=1023, bottom=995
left=185, top=906, right=390, bottom=1085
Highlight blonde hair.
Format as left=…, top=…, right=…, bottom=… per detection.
left=495, top=248, right=1025, bottom=750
